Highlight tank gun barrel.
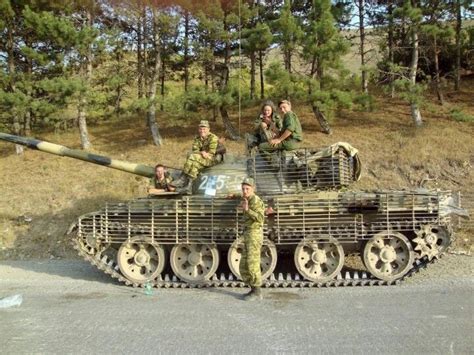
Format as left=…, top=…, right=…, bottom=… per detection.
left=0, top=132, right=154, bottom=178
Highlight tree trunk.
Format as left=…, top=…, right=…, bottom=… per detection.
left=160, top=58, right=165, bottom=111
left=137, top=11, right=144, bottom=99
left=183, top=11, right=190, bottom=93
left=7, top=17, right=23, bottom=154
left=433, top=35, right=444, bottom=105
left=219, top=14, right=240, bottom=140
left=312, top=105, right=332, bottom=135
left=24, top=35, right=33, bottom=135
left=115, top=84, right=122, bottom=116
left=388, top=3, right=395, bottom=98
left=77, top=10, right=93, bottom=150
left=358, top=0, right=368, bottom=94
left=220, top=107, right=240, bottom=140
left=142, top=7, right=148, bottom=93
left=250, top=51, right=256, bottom=100
left=259, top=49, right=265, bottom=99
left=409, top=27, right=423, bottom=127
left=454, top=0, right=461, bottom=91
left=146, top=7, right=163, bottom=146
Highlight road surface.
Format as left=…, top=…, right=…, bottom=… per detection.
left=0, top=258, right=473, bottom=354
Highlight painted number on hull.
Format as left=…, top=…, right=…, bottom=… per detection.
left=198, top=175, right=227, bottom=190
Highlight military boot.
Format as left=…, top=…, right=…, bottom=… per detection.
left=243, top=287, right=263, bottom=301
left=177, top=175, right=193, bottom=194
left=170, top=173, right=186, bottom=188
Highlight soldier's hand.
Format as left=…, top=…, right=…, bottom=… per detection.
left=241, top=198, right=249, bottom=211
left=265, top=206, right=275, bottom=215
left=270, top=138, right=280, bottom=146
left=201, top=151, right=210, bottom=159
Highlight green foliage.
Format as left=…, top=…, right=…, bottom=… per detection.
left=391, top=78, right=427, bottom=106
left=264, top=62, right=306, bottom=100
left=273, top=0, right=304, bottom=54
left=449, top=106, right=474, bottom=122
left=354, top=93, right=376, bottom=112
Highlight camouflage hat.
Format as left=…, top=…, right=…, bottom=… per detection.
left=199, top=120, right=210, bottom=128
left=241, top=177, right=255, bottom=187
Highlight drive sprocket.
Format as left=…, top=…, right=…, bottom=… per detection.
left=413, top=224, right=451, bottom=260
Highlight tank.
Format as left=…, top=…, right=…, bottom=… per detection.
left=0, top=132, right=467, bottom=288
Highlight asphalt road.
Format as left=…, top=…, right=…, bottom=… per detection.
left=0, top=259, right=473, bottom=354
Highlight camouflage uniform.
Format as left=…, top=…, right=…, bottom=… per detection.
left=258, top=111, right=303, bottom=153
left=151, top=173, right=173, bottom=191
left=183, top=133, right=219, bottom=179
left=239, top=193, right=265, bottom=287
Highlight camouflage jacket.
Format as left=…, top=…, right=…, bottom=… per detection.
left=254, top=114, right=282, bottom=143
left=192, top=133, right=219, bottom=157
left=242, top=194, right=265, bottom=230
left=281, top=111, right=303, bottom=142
left=152, top=173, right=173, bottom=190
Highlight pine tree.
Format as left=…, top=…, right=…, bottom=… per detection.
left=301, top=0, right=350, bottom=134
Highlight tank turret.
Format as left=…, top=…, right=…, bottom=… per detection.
left=0, top=132, right=155, bottom=178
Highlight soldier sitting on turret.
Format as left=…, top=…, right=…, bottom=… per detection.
left=258, top=99, right=303, bottom=154
left=171, top=120, right=219, bottom=193
left=148, top=164, right=175, bottom=195
left=246, top=100, right=282, bottom=152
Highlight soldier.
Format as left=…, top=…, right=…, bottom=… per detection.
left=172, top=120, right=219, bottom=193
left=148, top=164, right=175, bottom=195
left=239, top=177, right=265, bottom=301
left=258, top=99, right=303, bottom=154
left=247, top=101, right=282, bottom=151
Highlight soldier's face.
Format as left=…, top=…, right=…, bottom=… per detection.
left=155, top=167, right=164, bottom=179
left=262, top=105, right=272, bottom=118
left=241, top=184, right=254, bottom=198
left=198, top=126, right=209, bottom=138
left=279, top=103, right=290, bottom=114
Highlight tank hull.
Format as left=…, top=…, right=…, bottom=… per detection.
left=71, top=190, right=455, bottom=287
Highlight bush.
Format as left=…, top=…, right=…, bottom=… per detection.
left=449, top=107, right=474, bottom=122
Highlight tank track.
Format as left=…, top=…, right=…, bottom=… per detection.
left=71, top=233, right=438, bottom=290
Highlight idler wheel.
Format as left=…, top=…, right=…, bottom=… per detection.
left=227, top=238, right=277, bottom=280
left=413, top=224, right=451, bottom=260
left=363, top=231, right=414, bottom=282
left=117, top=237, right=166, bottom=284
left=294, top=237, right=344, bottom=282
left=170, top=243, right=219, bottom=283
left=77, top=233, right=107, bottom=255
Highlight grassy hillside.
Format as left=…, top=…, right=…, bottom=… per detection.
left=0, top=79, right=473, bottom=260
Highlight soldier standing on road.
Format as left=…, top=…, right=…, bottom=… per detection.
left=171, top=120, right=219, bottom=193
left=258, top=99, right=303, bottom=154
left=239, top=177, right=265, bottom=301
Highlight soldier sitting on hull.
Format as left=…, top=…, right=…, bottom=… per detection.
left=171, top=120, right=219, bottom=193
left=148, top=164, right=175, bottom=195
left=258, top=99, right=303, bottom=155
left=247, top=100, right=282, bottom=152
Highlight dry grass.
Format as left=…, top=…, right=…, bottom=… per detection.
left=1, top=79, right=473, bottom=259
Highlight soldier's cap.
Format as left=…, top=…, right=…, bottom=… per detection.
left=199, top=120, right=210, bottom=128
left=241, top=177, right=255, bottom=187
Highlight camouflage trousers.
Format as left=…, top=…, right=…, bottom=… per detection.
left=183, top=153, right=215, bottom=179
left=239, top=228, right=263, bottom=287
left=258, top=138, right=300, bottom=153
